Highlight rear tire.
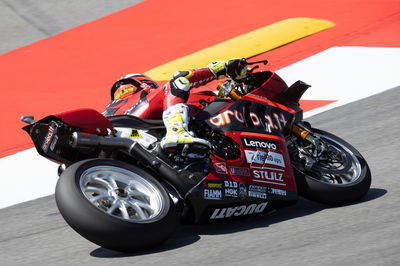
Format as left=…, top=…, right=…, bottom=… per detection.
left=55, top=159, right=177, bottom=252
left=293, top=129, right=371, bottom=205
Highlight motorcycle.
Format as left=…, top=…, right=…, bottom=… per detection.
left=21, top=59, right=371, bottom=252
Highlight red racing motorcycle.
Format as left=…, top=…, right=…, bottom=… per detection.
left=22, top=59, right=371, bottom=252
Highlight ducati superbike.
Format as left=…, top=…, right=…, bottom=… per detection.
left=22, top=59, right=371, bottom=252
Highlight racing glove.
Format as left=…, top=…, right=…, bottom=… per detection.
left=208, top=58, right=248, bottom=80
left=208, top=61, right=226, bottom=79
left=225, top=58, right=248, bottom=80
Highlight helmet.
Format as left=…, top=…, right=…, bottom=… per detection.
left=110, top=73, right=158, bottom=100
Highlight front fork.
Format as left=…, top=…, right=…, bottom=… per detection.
left=285, top=121, right=326, bottom=170
left=285, top=121, right=321, bottom=144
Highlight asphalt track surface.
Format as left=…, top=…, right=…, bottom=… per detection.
left=1, top=87, right=399, bottom=265
left=1, top=1, right=400, bottom=265
left=0, top=0, right=141, bottom=54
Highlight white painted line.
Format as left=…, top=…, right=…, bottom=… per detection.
left=276, top=46, right=400, bottom=117
left=0, top=148, right=58, bottom=209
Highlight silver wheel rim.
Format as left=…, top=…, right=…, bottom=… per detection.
left=79, top=166, right=167, bottom=223
left=313, top=133, right=362, bottom=185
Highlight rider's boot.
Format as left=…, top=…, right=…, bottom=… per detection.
left=160, top=103, right=211, bottom=157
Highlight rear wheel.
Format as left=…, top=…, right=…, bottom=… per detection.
left=291, top=128, right=371, bottom=205
left=55, top=159, right=177, bottom=252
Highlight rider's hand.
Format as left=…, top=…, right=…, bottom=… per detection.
left=208, top=61, right=226, bottom=79
left=225, top=58, right=248, bottom=80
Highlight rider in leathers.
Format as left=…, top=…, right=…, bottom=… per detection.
left=104, top=59, right=247, bottom=154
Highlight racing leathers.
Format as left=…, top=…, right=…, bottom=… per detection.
left=103, top=59, right=247, bottom=155
left=160, top=61, right=227, bottom=152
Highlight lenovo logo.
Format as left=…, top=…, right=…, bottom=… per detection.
left=241, top=138, right=278, bottom=150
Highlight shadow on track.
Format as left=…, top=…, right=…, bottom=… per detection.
left=90, top=188, right=386, bottom=258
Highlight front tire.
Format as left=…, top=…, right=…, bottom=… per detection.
left=293, top=129, right=371, bottom=205
left=55, top=159, right=177, bottom=252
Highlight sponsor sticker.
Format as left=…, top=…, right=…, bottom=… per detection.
left=214, top=162, right=228, bottom=174
left=204, top=189, right=222, bottom=200
left=244, top=150, right=268, bottom=164
left=249, top=184, right=268, bottom=193
left=224, top=181, right=238, bottom=188
left=205, top=183, right=223, bottom=189
left=265, top=151, right=285, bottom=167
left=130, top=129, right=142, bottom=138
left=269, top=188, right=287, bottom=196
left=229, top=167, right=250, bottom=176
left=210, top=202, right=268, bottom=219
left=42, top=125, right=56, bottom=152
left=241, top=138, right=279, bottom=150
left=224, top=188, right=238, bottom=198
left=224, top=181, right=239, bottom=197
left=244, top=150, right=285, bottom=168
left=248, top=191, right=267, bottom=199
left=253, top=170, right=284, bottom=183
left=238, top=183, right=247, bottom=199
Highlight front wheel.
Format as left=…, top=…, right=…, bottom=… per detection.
left=55, top=159, right=177, bottom=252
left=291, top=128, right=371, bottom=205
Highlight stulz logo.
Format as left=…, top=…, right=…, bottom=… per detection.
left=210, top=202, right=268, bottom=219
left=253, top=170, right=284, bottom=183
left=241, top=138, right=278, bottom=150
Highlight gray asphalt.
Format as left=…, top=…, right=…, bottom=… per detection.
left=0, top=0, right=141, bottom=54
left=1, top=87, right=399, bottom=265
left=1, top=1, right=399, bottom=265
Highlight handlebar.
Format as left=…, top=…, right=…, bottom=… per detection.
left=242, top=59, right=268, bottom=66
left=239, top=58, right=268, bottom=76
left=218, top=58, right=269, bottom=100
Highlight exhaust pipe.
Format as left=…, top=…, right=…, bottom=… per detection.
left=70, top=132, right=134, bottom=148
left=70, top=132, right=197, bottom=196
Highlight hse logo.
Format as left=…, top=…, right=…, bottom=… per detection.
left=210, top=202, right=268, bottom=219
left=241, top=138, right=278, bottom=150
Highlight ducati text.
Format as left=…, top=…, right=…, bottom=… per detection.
left=210, top=202, right=268, bottom=219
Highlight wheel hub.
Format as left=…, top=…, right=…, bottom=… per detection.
left=79, top=166, right=167, bottom=222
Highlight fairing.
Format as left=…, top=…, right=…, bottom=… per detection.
left=23, top=109, right=114, bottom=165
left=55, top=108, right=114, bottom=135
left=182, top=73, right=303, bottom=222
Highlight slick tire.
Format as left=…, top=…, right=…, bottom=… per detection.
left=294, top=129, right=371, bottom=205
left=55, top=159, right=177, bottom=252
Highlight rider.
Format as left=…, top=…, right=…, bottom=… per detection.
left=105, top=58, right=248, bottom=154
